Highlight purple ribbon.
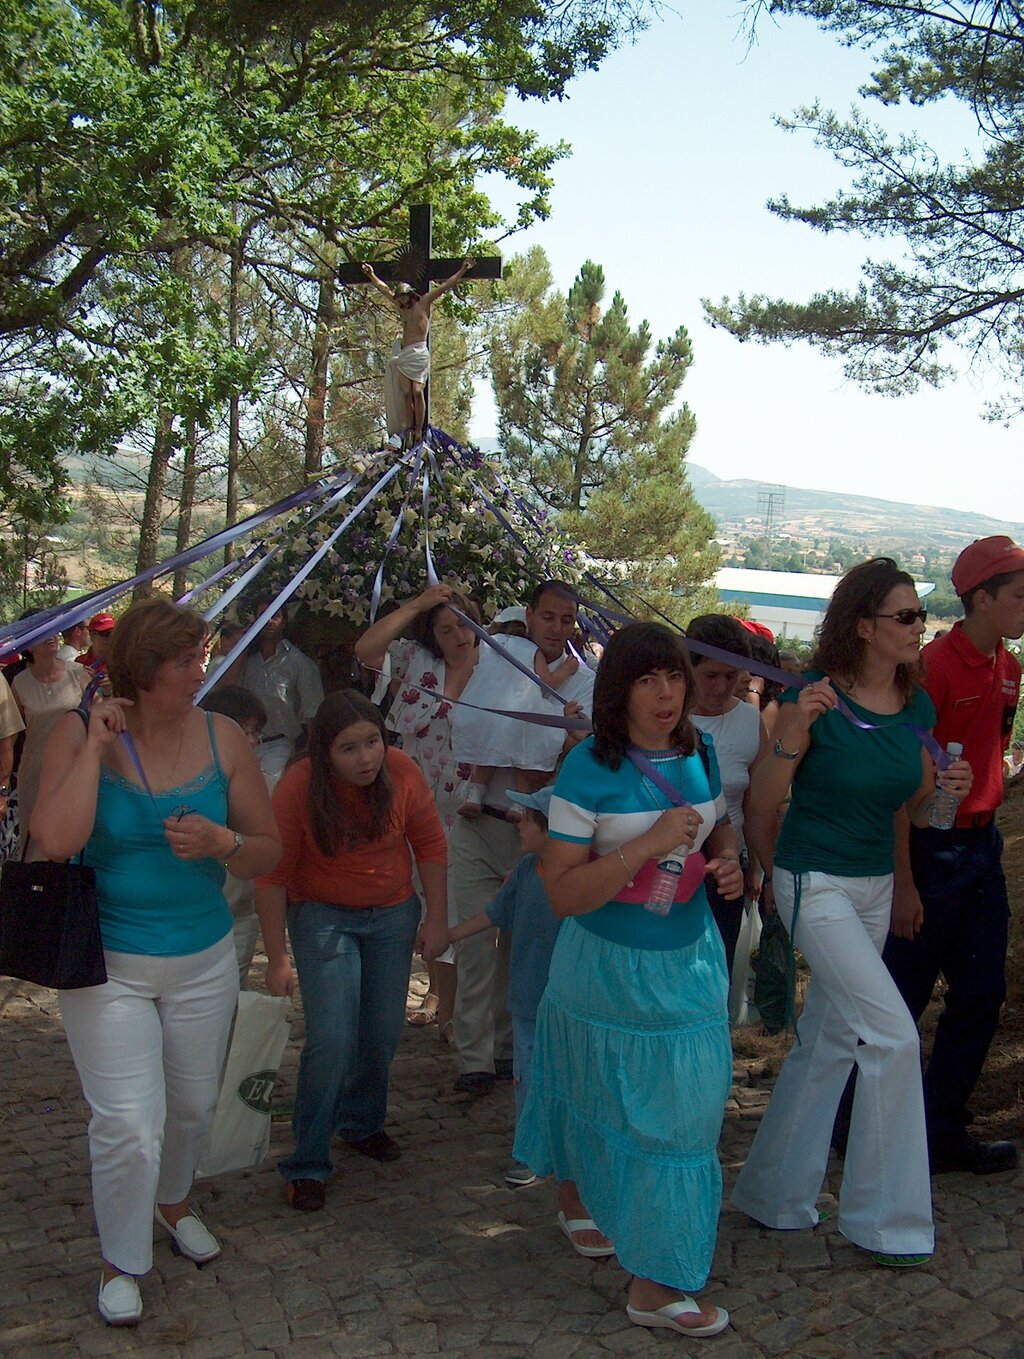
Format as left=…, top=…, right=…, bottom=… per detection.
left=370, top=447, right=424, bottom=622
left=366, top=665, right=592, bottom=733
left=2, top=477, right=335, bottom=656
left=197, top=455, right=407, bottom=701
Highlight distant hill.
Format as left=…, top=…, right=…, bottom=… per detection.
left=686, top=465, right=1024, bottom=552
left=472, top=441, right=1022, bottom=550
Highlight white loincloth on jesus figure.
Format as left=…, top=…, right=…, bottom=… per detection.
left=384, top=340, right=430, bottom=437
left=452, top=634, right=595, bottom=774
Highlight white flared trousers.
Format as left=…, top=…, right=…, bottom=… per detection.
left=59, top=936, right=238, bottom=1275
left=731, top=870, right=933, bottom=1256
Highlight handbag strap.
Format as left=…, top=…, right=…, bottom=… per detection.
left=626, top=746, right=691, bottom=808
left=22, top=706, right=94, bottom=865
left=626, top=737, right=714, bottom=809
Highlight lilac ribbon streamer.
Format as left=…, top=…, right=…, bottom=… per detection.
left=3, top=478, right=333, bottom=656
left=367, top=665, right=592, bottom=733
left=204, top=470, right=363, bottom=625
left=627, top=747, right=691, bottom=809
left=448, top=607, right=568, bottom=706
left=196, top=457, right=407, bottom=701
left=370, top=447, right=424, bottom=623
left=421, top=458, right=440, bottom=587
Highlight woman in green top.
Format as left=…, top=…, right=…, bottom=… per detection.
left=732, top=558, right=972, bottom=1267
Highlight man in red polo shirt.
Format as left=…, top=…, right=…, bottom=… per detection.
left=885, top=536, right=1024, bottom=1174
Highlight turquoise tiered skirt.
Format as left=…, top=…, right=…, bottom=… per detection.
left=513, top=902, right=732, bottom=1290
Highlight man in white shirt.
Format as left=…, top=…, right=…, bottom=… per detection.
left=238, top=603, right=324, bottom=786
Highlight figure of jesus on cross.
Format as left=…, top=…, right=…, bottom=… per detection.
left=360, top=258, right=473, bottom=446
left=338, top=204, right=502, bottom=447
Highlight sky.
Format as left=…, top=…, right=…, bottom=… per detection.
left=468, top=3, right=1022, bottom=525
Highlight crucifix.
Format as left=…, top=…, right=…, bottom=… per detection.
left=338, top=204, right=502, bottom=441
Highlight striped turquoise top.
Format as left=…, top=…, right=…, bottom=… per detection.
left=549, top=734, right=727, bottom=950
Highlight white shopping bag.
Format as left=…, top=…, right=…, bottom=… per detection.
left=197, top=991, right=291, bottom=1178
left=728, top=898, right=762, bottom=1028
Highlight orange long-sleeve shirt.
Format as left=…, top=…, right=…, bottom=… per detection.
left=257, top=748, right=447, bottom=907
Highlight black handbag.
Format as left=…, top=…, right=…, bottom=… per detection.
left=0, top=855, right=107, bottom=989
left=0, top=702, right=107, bottom=990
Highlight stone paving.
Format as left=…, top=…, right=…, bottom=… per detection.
left=2, top=966, right=1022, bottom=1359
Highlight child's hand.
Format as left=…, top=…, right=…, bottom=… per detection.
left=562, top=701, right=591, bottom=747
left=417, top=918, right=449, bottom=963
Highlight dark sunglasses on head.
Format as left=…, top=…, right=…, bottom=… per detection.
left=874, top=608, right=928, bottom=625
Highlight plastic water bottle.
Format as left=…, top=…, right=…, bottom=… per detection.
left=929, top=742, right=964, bottom=830
left=643, top=850, right=688, bottom=915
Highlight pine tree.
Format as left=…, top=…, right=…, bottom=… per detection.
left=490, top=250, right=719, bottom=624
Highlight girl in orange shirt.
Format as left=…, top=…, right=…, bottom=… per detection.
left=256, top=691, right=448, bottom=1211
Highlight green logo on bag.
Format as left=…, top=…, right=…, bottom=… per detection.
left=237, top=1071, right=277, bottom=1113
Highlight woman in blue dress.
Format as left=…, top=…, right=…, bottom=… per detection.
left=515, top=622, right=743, bottom=1339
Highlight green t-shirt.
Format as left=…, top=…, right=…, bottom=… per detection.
left=775, top=672, right=936, bottom=878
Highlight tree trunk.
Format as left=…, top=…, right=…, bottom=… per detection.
left=224, top=236, right=242, bottom=566
left=172, top=417, right=199, bottom=598
left=304, top=260, right=336, bottom=482
left=133, top=408, right=176, bottom=599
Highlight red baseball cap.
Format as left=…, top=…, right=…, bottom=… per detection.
left=951, top=536, right=1024, bottom=596
left=88, top=611, right=116, bottom=634
left=737, top=618, right=776, bottom=642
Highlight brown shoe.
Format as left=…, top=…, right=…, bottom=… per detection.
left=346, top=1131, right=401, bottom=1162
left=286, top=1178, right=325, bottom=1211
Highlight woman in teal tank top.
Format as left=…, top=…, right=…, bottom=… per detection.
left=31, top=599, right=280, bottom=1329
left=732, top=559, right=973, bottom=1269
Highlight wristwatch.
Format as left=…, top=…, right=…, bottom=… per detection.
left=224, top=831, right=244, bottom=861
left=772, top=739, right=801, bottom=760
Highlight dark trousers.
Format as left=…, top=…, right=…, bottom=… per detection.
left=707, top=878, right=743, bottom=981
left=835, top=821, right=1009, bottom=1148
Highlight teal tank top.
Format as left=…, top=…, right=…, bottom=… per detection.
left=87, top=712, right=232, bottom=956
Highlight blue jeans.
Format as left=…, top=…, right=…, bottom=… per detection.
left=512, top=1013, right=537, bottom=1127
left=280, top=897, right=420, bottom=1183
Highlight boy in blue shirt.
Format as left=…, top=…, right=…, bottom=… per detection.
left=448, top=784, right=561, bottom=1188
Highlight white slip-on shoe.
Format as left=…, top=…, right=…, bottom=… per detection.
left=627, top=1297, right=730, bottom=1338
left=97, top=1273, right=142, bottom=1326
left=154, top=1206, right=221, bottom=1264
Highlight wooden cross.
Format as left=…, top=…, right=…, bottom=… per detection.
left=338, top=204, right=502, bottom=429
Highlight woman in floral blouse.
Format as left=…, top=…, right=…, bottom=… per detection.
left=355, top=585, right=481, bottom=1038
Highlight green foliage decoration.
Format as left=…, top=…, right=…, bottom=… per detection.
left=240, top=443, right=595, bottom=631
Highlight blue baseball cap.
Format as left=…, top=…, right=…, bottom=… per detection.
left=506, top=785, right=554, bottom=817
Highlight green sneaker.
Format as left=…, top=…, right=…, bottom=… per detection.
left=869, top=1251, right=931, bottom=1268
left=505, top=1161, right=537, bottom=1189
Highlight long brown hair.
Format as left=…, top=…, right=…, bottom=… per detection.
left=306, top=691, right=393, bottom=856
left=814, top=557, right=920, bottom=707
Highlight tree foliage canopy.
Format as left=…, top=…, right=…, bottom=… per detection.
left=490, top=249, right=718, bottom=623
left=704, top=2, right=1024, bottom=405
left=0, top=0, right=648, bottom=579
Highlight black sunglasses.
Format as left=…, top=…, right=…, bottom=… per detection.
left=874, top=608, right=928, bottom=626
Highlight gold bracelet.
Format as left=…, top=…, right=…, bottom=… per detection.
left=616, top=846, right=635, bottom=888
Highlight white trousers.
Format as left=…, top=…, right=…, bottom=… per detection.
left=731, top=870, right=933, bottom=1255
left=59, top=936, right=238, bottom=1275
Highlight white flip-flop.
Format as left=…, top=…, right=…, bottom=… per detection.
left=627, top=1297, right=730, bottom=1337
left=557, top=1210, right=616, bottom=1258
